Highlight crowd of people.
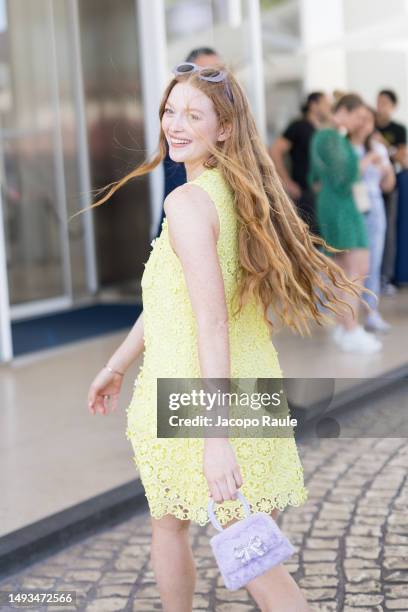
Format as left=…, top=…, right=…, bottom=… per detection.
left=157, top=46, right=408, bottom=355
left=271, top=88, right=407, bottom=353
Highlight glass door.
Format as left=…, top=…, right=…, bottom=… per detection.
left=0, top=0, right=71, bottom=309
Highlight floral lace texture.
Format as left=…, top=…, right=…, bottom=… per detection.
left=126, top=167, right=308, bottom=526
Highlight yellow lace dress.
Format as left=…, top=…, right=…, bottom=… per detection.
left=126, top=166, right=308, bottom=526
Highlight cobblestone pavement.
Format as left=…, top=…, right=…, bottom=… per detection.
left=1, top=396, right=408, bottom=611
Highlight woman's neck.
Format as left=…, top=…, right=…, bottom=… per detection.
left=184, top=159, right=208, bottom=182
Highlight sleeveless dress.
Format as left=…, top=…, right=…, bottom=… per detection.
left=126, top=166, right=309, bottom=527
left=309, top=128, right=368, bottom=251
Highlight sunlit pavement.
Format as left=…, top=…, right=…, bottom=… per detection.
left=2, top=290, right=407, bottom=538
left=1, top=429, right=407, bottom=611
left=1, top=292, right=407, bottom=611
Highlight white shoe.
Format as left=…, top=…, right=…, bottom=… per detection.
left=336, top=325, right=382, bottom=354
left=365, top=311, right=391, bottom=333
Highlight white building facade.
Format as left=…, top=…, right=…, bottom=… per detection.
left=300, top=0, right=408, bottom=123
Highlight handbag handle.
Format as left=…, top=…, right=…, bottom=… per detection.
left=207, top=490, right=252, bottom=532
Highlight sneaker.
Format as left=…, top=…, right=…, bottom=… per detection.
left=365, top=311, right=391, bottom=334
left=337, top=325, right=382, bottom=354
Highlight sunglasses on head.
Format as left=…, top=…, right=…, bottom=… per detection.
left=172, top=62, right=233, bottom=102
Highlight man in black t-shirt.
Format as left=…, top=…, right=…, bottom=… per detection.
left=375, top=89, right=408, bottom=292
left=270, top=92, right=331, bottom=234
left=376, top=90, right=407, bottom=169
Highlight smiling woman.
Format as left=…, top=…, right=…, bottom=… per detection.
left=162, top=76, right=231, bottom=179
left=84, top=63, right=367, bottom=611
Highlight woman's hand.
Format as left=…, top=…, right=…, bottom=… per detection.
left=203, top=438, right=243, bottom=502
left=87, top=367, right=124, bottom=416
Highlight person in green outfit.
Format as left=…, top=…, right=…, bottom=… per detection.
left=310, top=94, right=382, bottom=354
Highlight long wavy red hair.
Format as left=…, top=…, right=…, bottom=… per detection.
left=69, top=68, right=369, bottom=335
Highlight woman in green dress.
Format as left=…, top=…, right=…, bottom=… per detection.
left=310, top=94, right=382, bottom=354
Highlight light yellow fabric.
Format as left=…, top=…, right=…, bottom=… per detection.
left=126, top=167, right=308, bottom=526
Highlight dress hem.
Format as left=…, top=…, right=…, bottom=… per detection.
left=145, top=487, right=309, bottom=527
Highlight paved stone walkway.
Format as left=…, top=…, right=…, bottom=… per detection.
left=1, top=401, right=408, bottom=611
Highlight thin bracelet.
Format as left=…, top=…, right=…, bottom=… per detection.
left=104, top=364, right=125, bottom=377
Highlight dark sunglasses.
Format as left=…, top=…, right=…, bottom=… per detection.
left=172, top=62, right=233, bottom=102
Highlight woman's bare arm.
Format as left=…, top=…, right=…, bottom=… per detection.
left=106, top=311, right=144, bottom=374
left=165, top=183, right=228, bottom=379
left=87, top=310, right=144, bottom=415
left=165, top=182, right=243, bottom=502
left=378, top=144, right=396, bottom=194
left=380, top=163, right=396, bottom=193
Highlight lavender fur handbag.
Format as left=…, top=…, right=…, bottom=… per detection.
left=208, top=491, right=296, bottom=591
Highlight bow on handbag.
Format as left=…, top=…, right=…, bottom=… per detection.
left=208, top=492, right=296, bottom=591
left=234, top=535, right=268, bottom=564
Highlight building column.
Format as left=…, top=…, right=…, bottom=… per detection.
left=136, top=0, right=167, bottom=241
left=245, top=0, right=266, bottom=140
left=299, top=0, right=347, bottom=93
